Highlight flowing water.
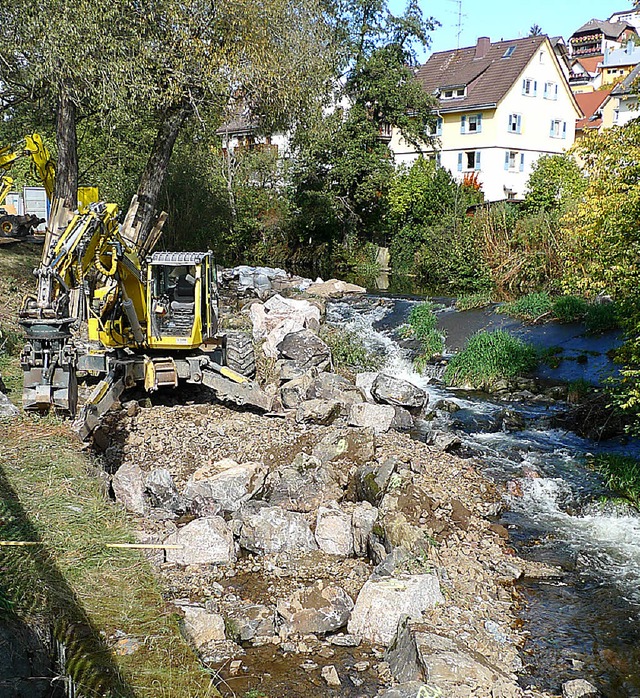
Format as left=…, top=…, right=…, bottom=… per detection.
left=327, top=295, right=640, bottom=697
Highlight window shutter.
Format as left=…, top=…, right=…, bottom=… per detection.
left=533, top=81, right=538, bottom=96
left=544, top=83, right=548, bottom=98
left=460, top=115, right=466, bottom=134
left=508, top=114, right=513, bottom=131
left=504, top=152, right=510, bottom=170
left=519, top=153, right=525, bottom=172
left=475, top=151, right=481, bottom=170
left=562, top=121, right=567, bottom=139
left=522, top=79, right=526, bottom=95
left=436, top=117, right=442, bottom=136
left=517, top=114, right=522, bottom=133
left=549, top=120, right=554, bottom=137
left=554, top=84, right=558, bottom=100
left=477, top=113, right=483, bottom=133
left=457, top=153, right=463, bottom=171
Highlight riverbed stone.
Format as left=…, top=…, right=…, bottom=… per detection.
left=355, top=371, right=377, bottom=402
left=112, top=461, right=146, bottom=514
left=348, top=402, right=398, bottom=433
left=295, top=399, right=342, bottom=425
left=224, top=602, right=275, bottom=642
left=281, top=374, right=314, bottom=409
left=562, top=679, right=600, bottom=698
left=355, top=457, right=397, bottom=505
left=312, top=428, right=376, bottom=465
left=371, top=373, right=427, bottom=409
left=347, top=574, right=444, bottom=645
left=307, top=373, right=365, bottom=410
left=376, top=682, right=430, bottom=698
left=315, top=503, right=354, bottom=556
left=277, top=580, right=354, bottom=635
left=164, top=516, right=236, bottom=565
left=276, top=329, right=331, bottom=371
left=145, top=468, right=183, bottom=513
left=236, top=502, right=318, bottom=555
left=180, top=605, right=226, bottom=648
left=183, top=459, right=266, bottom=515
left=321, top=664, right=341, bottom=686
left=352, top=501, right=378, bottom=557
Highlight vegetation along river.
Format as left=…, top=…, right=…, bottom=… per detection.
left=327, top=293, right=640, bottom=697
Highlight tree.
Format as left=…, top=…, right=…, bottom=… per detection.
left=529, top=24, right=543, bottom=36
left=523, top=154, right=586, bottom=214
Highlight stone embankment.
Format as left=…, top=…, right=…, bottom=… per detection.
left=92, top=272, right=596, bottom=698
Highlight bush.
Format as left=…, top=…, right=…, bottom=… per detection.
left=500, top=292, right=552, bottom=322
left=408, top=302, right=438, bottom=339
left=584, top=303, right=620, bottom=335
left=589, top=454, right=640, bottom=508
left=444, top=330, right=538, bottom=388
left=320, top=327, right=381, bottom=371
left=455, top=291, right=493, bottom=311
left=552, top=295, right=588, bottom=323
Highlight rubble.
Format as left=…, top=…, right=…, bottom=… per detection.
left=164, top=516, right=236, bottom=565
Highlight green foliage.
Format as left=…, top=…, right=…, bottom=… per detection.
left=500, top=292, right=553, bottom=322
left=567, top=378, right=594, bottom=403
left=408, top=302, right=438, bottom=338
left=523, top=154, right=586, bottom=215
left=589, top=454, right=640, bottom=508
left=320, top=327, right=381, bottom=371
left=455, top=291, right=493, bottom=311
left=444, top=330, right=538, bottom=388
left=584, top=302, right=620, bottom=335
left=551, top=295, right=588, bottom=323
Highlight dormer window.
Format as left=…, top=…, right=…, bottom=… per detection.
left=441, top=86, right=466, bottom=99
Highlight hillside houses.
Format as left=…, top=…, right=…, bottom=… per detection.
left=389, top=36, right=581, bottom=202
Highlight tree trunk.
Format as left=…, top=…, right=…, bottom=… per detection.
left=54, top=88, right=78, bottom=210
left=134, top=101, right=191, bottom=245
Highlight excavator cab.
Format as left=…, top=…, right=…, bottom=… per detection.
left=147, top=252, right=219, bottom=349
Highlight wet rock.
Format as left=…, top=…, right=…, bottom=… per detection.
left=145, top=468, right=183, bottom=513
left=433, top=399, right=460, bottom=413
left=315, top=503, right=354, bottom=556
left=347, top=574, right=444, bottom=645
left=295, top=399, right=342, bottom=425
left=265, top=453, right=342, bottom=513
left=348, top=402, right=412, bottom=433
left=183, top=459, right=266, bottom=515
left=306, top=279, right=366, bottom=298
left=112, top=461, right=146, bottom=514
left=224, top=602, right=275, bottom=642
left=425, top=430, right=461, bottom=452
left=277, top=581, right=354, bottom=635
left=277, top=329, right=331, bottom=371
left=312, top=428, right=376, bottom=465
left=355, top=457, right=397, bottom=505
left=0, top=391, right=19, bottom=418
left=499, top=408, right=526, bottom=432
left=329, top=633, right=360, bottom=647
left=164, top=516, right=236, bottom=565
left=321, top=664, right=341, bottom=686
left=180, top=605, right=226, bottom=648
left=236, top=502, right=318, bottom=555
left=307, top=373, right=365, bottom=410
left=562, top=679, right=600, bottom=698
left=281, top=374, right=314, bottom=409
left=376, top=682, right=430, bottom=698
left=352, top=501, right=378, bottom=557
left=371, top=373, right=426, bottom=409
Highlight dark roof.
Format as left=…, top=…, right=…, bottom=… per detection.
left=571, top=19, right=633, bottom=39
left=611, top=61, right=640, bottom=94
left=216, top=112, right=259, bottom=137
left=414, top=36, right=546, bottom=112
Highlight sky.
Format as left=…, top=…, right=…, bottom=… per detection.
left=388, top=0, right=634, bottom=57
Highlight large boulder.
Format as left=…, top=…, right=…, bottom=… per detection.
left=347, top=575, right=444, bottom=645
left=315, top=503, right=354, bottom=556
left=276, top=329, right=331, bottom=371
left=180, top=605, right=226, bottom=649
left=348, top=402, right=412, bottom=433
left=223, top=602, right=275, bottom=643
left=371, top=374, right=427, bottom=409
left=277, top=581, right=354, bottom=635
left=112, top=462, right=146, bottom=514
left=354, top=457, right=397, bottom=505
left=305, top=279, right=366, bottom=298
left=280, top=374, right=314, bottom=409
left=352, top=501, right=379, bottom=557
left=295, top=399, right=342, bottom=425
left=236, top=502, right=318, bottom=555
left=183, top=459, right=266, bottom=515
left=307, top=373, right=365, bottom=411
left=145, top=468, right=183, bottom=513
left=164, top=516, right=236, bottom=565
left=312, top=428, right=376, bottom=466
left=562, top=679, right=600, bottom=698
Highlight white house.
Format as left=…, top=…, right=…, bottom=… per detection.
left=389, top=36, right=583, bottom=202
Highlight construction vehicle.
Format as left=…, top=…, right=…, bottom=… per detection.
left=0, top=133, right=98, bottom=241
left=19, top=196, right=268, bottom=439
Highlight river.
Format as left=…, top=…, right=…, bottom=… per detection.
left=327, top=294, right=640, bottom=697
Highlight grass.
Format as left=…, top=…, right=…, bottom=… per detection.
left=584, top=303, right=620, bottom=335
left=406, top=302, right=445, bottom=369
left=499, top=292, right=553, bottom=323
left=320, top=326, right=381, bottom=372
left=0, top=420, right=218, bottom=697
left=589, top=454, right=640, bottom=508
left=444, top=330, right=538, bottom=389
left=455, top=291, right=493, bottom=311
left=552, top=295, right=588, bottom=323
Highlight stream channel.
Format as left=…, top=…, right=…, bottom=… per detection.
left=326, top=293, right=640, bottom=697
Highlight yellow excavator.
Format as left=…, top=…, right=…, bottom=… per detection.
left=19, top=189, right=268, bottom=439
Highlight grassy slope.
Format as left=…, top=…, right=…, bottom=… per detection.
left=0, top=244, right=217, bottom=697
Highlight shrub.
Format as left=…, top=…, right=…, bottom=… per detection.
left=444, top=330, right=538, bottom=388
left=500, top=292, right=553, bottom=322
left=320, top=327, right=381, bottom=371
left=584, top=302, right=620, bottom=335
left=408, top=302, right=438, bottom=339
left=455, top=291, right=493, bottom=311
left=589, top=454, right=640, bottom=508
left=552, top=295, right=588, bottom=323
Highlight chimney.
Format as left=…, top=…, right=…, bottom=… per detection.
left=475, top=37, right=491, bottom=59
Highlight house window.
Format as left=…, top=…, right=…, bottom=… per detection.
left=614, top=109, right=620, bottom=124
left=544, top=82, right=558, bottom=100
left=460, top=113, right=482, bottom=134
left=504, top=151, right=525, bottom=172
left=427, top=117, right=443, bottom=136
left=442, top=86, right=465, bottom=100
left=503, top=45, right=516, bottom=58
left=458, top=150, right=481, bottom=171
left=508, top=113, right=522, bottom=133
left=549, top=119, right=567, bottom=138
left=522, top=78, right=537, bottom=96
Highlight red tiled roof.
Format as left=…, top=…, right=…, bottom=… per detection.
left=574, top=56, right=603, bottom=73
left=415, top=36, right=546, bottom=112
left=575, top=89, right=611, bottom=129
